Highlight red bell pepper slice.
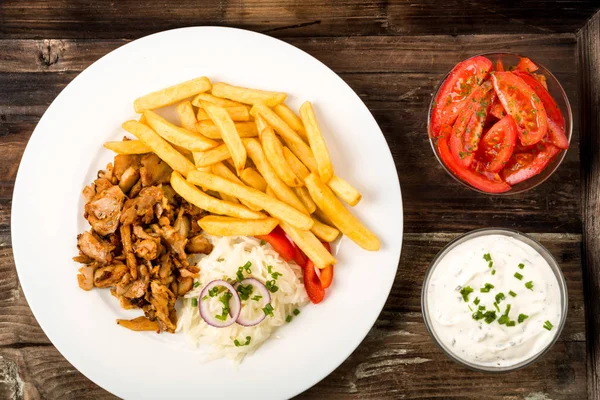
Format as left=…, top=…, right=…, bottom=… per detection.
left=255, top=226, right=295, bottom=261
left=304, top=260, right=325, bottom=304
left=318, top=242, right=334, bottom=289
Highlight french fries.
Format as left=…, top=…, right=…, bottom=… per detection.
left=202, top=102, right=247, bottom=175
left=328, top=175, right=362, bottom=206
left=310, top=218, right=340, bottom=242
left=283, top=147, right=310, bottom=179
left=305, top=173, right=379, bottom=251
left=192, top=93, right=244, bottom=108
left=176, top=101, right=198, bottom=132
left=299, top=101, right=334, bottom=182
left=196, top=121, right=258, bottom=139
left=273, top=104, right=306, bottom=140
left=240, top=168, right=267, bottom=192
left=245, top=139, right=308, bottom=214
left=294, top=187, right=316, bottom=214
left=212, top=82, right=287, bottom=107
left=104, top=140, right=151, bottom=155
left=196, top=106, right=250, bottom=122
left=199, top=215, right=278, bottom=236
left=257, top=116, right=302, bottom=187
left=192, top=144, right=231, bottom=167
left=212, top=162, right=262, bottom=211
left=171, top=172, right=265, bottom=219
left=122, top=120, right=195, bottom=177
left=144, top=110, right=218, bottom=152
left=134, top=76, right=211, bottom=113
left=187, top=170, right=313, bottom=230
left=279, top=221, right=336, bottom=269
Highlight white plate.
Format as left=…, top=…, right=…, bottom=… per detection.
left=12, top=27, right=402, bottom=399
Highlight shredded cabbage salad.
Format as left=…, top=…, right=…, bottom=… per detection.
left=177, top=235, right=308, bottom=363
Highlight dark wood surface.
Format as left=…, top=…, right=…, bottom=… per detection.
left=0, top=1, right=598, bottom=399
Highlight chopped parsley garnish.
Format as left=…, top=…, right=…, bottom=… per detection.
left=480, top=283, right=495, bottom=293
left=234, top=336, right=251, bottom=347
left=293, top=308, right=300, bottom=316
left=236, top=283, right=254, bottom=301
left=518, top=314, right=529, bottom=323
left=265, top=280, right=279, bottom=293
left=208, top=287, right=219, bottom=297
left=215, top=292, right=233, bottom=321
left=495, top=293, right=505, bottom=303
left=543, top=320, right=554, bottom=331
left=518, top=263, right=525, bottom=269
left=242, top=261, right=252, bottom=273
left=193, top=281, right=201, bottom=288
left=483, top=253, right=492, bottom=262
left=473, top=310, right=497, bottom=324
left=509, top=290, right=517, bottom=297
left=251, top=295, right=263, bottom=302
left=473, top=297, right=480, bottom=306
left=191, top=297, right=198, bottom=307
left=460, top=286, right=474, bottom=302
left=262, top=303, right=274, bottom=317
left=286, top=315, right=293, bottom=323
left=260, top=240, right=266, bottom=246
left=514, top=272, right=524, bottom=280
left=525, top=281, right=534, bottom=291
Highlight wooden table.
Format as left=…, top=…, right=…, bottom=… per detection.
left=1, top=1, right=600, bottom=398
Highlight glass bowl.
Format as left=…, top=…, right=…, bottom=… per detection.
left=421, top=228, right=568, bottom=372
left=427, top=52, right=573, bottom=195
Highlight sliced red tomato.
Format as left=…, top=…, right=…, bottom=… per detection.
left=516, top=57, right=539, bottom=73
left=501, top=143, right=561, bottom=185
left=438, top=125, right=511, bottom=193
left=303, top=260, right=325, bottom=304
left=495, top=59, right=505, bottom=72
left=534, top=73, right=548, bottom=90
left=489, top=94, right=506, bottom=120
left=491, top=71, right=548, bottom=146
left=512, top=70, right=564, bottom=129
left=449, top=82, right=494, bottom=167
left=255, top=226, right=295, bottom=261
left=430, top=56, right=492, bottom=137
left=546, top=118, right=569, bottom=149
left=478, top=115, right=518, bottom=173
left=318, top=242, right=334, bottom=289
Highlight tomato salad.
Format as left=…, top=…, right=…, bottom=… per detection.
left=430, top=55, right=569, bottom=193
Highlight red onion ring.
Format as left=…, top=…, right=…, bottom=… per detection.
left=198, top=280, right=241, bottom=328
left=233, top=278, right=271, bottom=327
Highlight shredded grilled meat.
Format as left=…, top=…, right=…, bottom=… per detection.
left=74, top=152, right=212, bottom=333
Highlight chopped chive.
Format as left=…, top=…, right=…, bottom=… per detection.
left=525, top=281, right=534, bottom=291
left=236, top=283, right=254, bottom=301
left=201, top=295, right=208, bottom=301
left=483, top=253, right=492, bottom=262
left=286, top=315, right=293, bottom=323
left=293, top=308, right=300, bottom=316
left=480, top=283, right=495, bottom=293
left=543, top=320, right=554, bottom=331
left=236, top=267, right=244, bottom=282
left=484, top=311, right=497, bottom=324
left=473, top=297, right=480, bottom=306
left=193, top=281, right=201, bottom=288
left=234, top=336, right=252, bottom=347
left=217, top=257, right=224, bottom=262
left=208, top=287, right=219, bottom=297
left=266, top=280, right=279, bottom=293
left=503, top=304, right=512, bottom=316
left=243, top=261, right=252, bottom=273
left=491, top=269, right=496, bottom=275
left=498, top=315, right=509, bottom=325
left=478, top=305, right=486, bottom=310
left=495, top=293, right=505, bottom=303
left=251, top=295, right=262, bottom=301
left=460, top=286, right=474, bottom=302
left=514, top=272, right=524, bottom=280
left=488, top=261, right=493, bottom=269
left=262, top=303, right=274, bottom=317
left=509, top=290, right=517, bottom=297
left=506, top=320, right=516, bottom=327
left=260, top=240, right=266, bottom=246
left=468, top=305, right=473, bottom=312
left=191, top=298, right=198, bottom=307
left=518, top=314, right=529, bottom=323
left=518, top=263, right=525, bottom=269
left=493, top=302, right=500, bottom=312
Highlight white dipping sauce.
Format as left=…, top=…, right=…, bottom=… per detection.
left=426, top=234, right=562, bottom=368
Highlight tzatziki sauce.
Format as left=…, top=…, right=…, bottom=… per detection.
left=425, top=234, right=563, bottom=368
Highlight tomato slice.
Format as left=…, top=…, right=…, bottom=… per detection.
left=478, top=115, right=518, bottom=173
left=516, top=57, right=539, bottom=73
left=489, top=94, right=506, bottom=120
left=491, top=71, right=548, bottom=146
left=495, top=59, right=505, bottom=72
left=501, top=143, right=561, bottom=185
left=303, top=260, right=325, bottom=304
left=255, top=226, right=295, bottom=261
left=512, top=70, right=564, bottom=130
left=438, top=125, right=511, bottom=193
left=546, top=118, right=569, bottom=150
left=430, top=56, right=492, bottom=137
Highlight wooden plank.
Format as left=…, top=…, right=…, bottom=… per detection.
left=578, top=10, right=600, bottom=400
left=0, top=233, right=585, bottom=398
left=0, top=0, right=598, bottom=39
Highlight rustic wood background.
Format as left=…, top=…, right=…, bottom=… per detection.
left=1, top=1, right=600, bottom=399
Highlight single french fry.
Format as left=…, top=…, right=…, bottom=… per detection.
left=198, top=215, right=278, bottom=236
left=134, top=76, right=211, bottom=113
left=212, top=82, right=287, bottom=107
left=202, top=102, right=247, bottom=175
left=257, top=116, right=303, bottom=187
left=305, top=173, right=379, bottom=251
left=284, top=146, right=361, bottom=206
left=187, top=170, right=313, bottom=230
left=273, top=103, right=307, bottom=140
left=144, top=110, right=218, bottom=152
left=245, top=139, right=307, bottom=214
left=240, top=168, right=267, bottom=192
left=294, top=187, right=316, bottom=214
left=196, top=106, right=250, bottom=122
left=250, top=103, right=318, bottom=172
left=279, top=221, right=336, bottom=269
left=196, top=121, right=258, bottom=139
left=104, top=140, right=151, bottom=155
left=192, top=144, right=231, bottom=167
left=171, top=172, right=265, bottom=219
left=176, top=101, right=198, bottom=132
left=138, top=114, right=148, bottom=125
left=122, top=121, right=195, bottom=177
left=192, top=93, right=245, bottom=108
left=299, top=101, right=334, bottom=182
left=310, top=218, right=340, bottom=242
left=313, top=207, right=335, bottom=226
left=212, top=162, right=262, bottom=211
left=328, top=175, right=362, bottom=206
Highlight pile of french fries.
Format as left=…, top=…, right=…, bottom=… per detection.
left=105, top=76, right=380, bottom=269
